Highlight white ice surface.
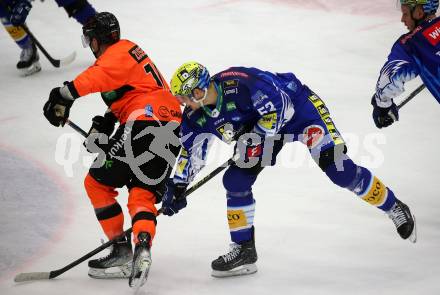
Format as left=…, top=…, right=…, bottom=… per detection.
left=0, top=1, right=440, bottom=294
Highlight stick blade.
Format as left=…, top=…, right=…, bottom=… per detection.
left=59, top=51, right=77, bottom=67
left=14, top=272, right=51, bottom=282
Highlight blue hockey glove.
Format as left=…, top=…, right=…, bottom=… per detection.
left=371, top=95, right=399, bottom=129
left=161, top=179, right=188, bottom=216
left=10, top=0, right=32, bottom=26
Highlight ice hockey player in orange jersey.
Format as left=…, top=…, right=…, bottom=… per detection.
left=42, top=12, right=182, bottom=289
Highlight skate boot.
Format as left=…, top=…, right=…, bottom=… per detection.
left=17, top=41, right=41, bottom=76
left=211, top=233, right=258, bottom=278
left=88, top=234, right=133, bottom=279
left=129, top=232, right=152, bottom=290
left=387, top=199, right=417, bottom=243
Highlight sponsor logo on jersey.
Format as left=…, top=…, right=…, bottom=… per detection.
left=223, top=79, right=239, bottom=88
left=158, top=106, right=170, bottom=118
left=216, top=123, right=235, bottom=143
left=302, top=125, right=325, bottom=149
left=196, top=115, right=207, bottom=127
left=157, top=106, right=182, bottom=119
left=145, top=104, right=154, bottom=117
left=129, top=45, right=148, bottom=63
left=226, top=101, right=237, bottom=111
left=225, top=88, right=238, bottom=95
left=257, top=112, right=277, bottom=130
left=423, top=21, right=440, bottom=46
left=251, top=90, right=269, bottom=107
left=214, top=118, right=225, bottom=125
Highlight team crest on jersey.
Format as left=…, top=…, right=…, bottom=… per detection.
left=302, top=125, right=325, bottom=149
left=129, top=45, right=148, bottom=63
left=216, top=123, right=235, bottom=143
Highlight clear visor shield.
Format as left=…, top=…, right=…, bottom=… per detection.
left=81, top=34, right=91, bottom=48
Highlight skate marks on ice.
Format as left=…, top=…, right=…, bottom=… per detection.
left=0, top=146, right=71, bottom=281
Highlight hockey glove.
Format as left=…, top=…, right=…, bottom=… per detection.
left=10, top=0, right=32, bottom=26
left=43, top=86, right=75, bottom=127
left=371, top=95, right=399, bottom=129
left=161, top=178, right=188, bottom=216
left=84, top=112, right=118, bottom=153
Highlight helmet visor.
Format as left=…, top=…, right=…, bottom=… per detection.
left=81, top=34, right=91, bottom=48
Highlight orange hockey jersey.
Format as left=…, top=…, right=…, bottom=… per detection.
left=70, top=39, right=181, bottom=124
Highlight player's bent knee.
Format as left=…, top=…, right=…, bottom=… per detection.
left=223, top=165, right=259, bottom=193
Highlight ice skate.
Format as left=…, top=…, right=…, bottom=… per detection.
left=387, top=199, right=417, bottom=243
left=17, top=41, right=41, bottom=77
left=211, top=235, right=258, bottom=278
left=129, top=232, right=152, bottom=290
left=88, top=235, right=133, bottom=279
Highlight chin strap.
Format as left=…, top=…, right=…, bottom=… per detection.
left=201, top=83, right=223, bottom=118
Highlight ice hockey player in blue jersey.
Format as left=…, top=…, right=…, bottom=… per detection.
left=0, top=0, right=96, bottom=76
left=162, top=62, right=417, bottom=277
left=372, top=0, right=439, bottom=128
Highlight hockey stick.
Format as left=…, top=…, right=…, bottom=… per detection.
left=66, top=119, right=88, bottom=137
left=14, top=123, right=248, bottom=282
left=14, top=228, right=133, bottom=282
left=21, top=24, right=76, bottom=68
left=397, top=84, right=426, bottom=110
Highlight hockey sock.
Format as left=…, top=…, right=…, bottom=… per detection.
left=1, top=17, right=31, bottom=49
left=325, top=155, right=396, bottom=211
left=128, top=187, right=157, bottom=245
left=95, top=202, right=124, bottom=240
left=227, top=191, right=256, bottom=244
left=84, top=173, right=124, bottom=239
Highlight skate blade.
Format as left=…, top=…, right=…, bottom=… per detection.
left=88, top=264, right=132, bottom=279
left=129, top=258, right=152, bottom=291
left=211, top=263, right=257, bottom=278
left=19, top=62, right=41, bottom=77
left=408, top=215, right=417, bottom=243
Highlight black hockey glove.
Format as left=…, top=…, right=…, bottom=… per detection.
left=83, top=112, right=118, bottom=153
left=43, top=86, right=74, bottom=127
left=371, top=95, right=399, bottom=129
left=10, top=0, right=32, bottom=26
left=161, top=178, right=188, bottom=216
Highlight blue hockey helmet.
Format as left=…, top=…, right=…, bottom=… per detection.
left=400, top=0, right=439, bottom=14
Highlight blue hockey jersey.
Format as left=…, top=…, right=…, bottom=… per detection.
left=173, top=67, right=310, bottom=184
left=374, top=16, right=440, bottom=107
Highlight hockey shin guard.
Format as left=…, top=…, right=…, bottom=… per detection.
left=128, top=187, right=157, bottom=246
left=324, top=156, right=396, bottom=211
left=1, top=17, right=31, bottom=48
left=84, top=173, right=124, bottom=239
left=223, top=166, right=258, bottom=244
